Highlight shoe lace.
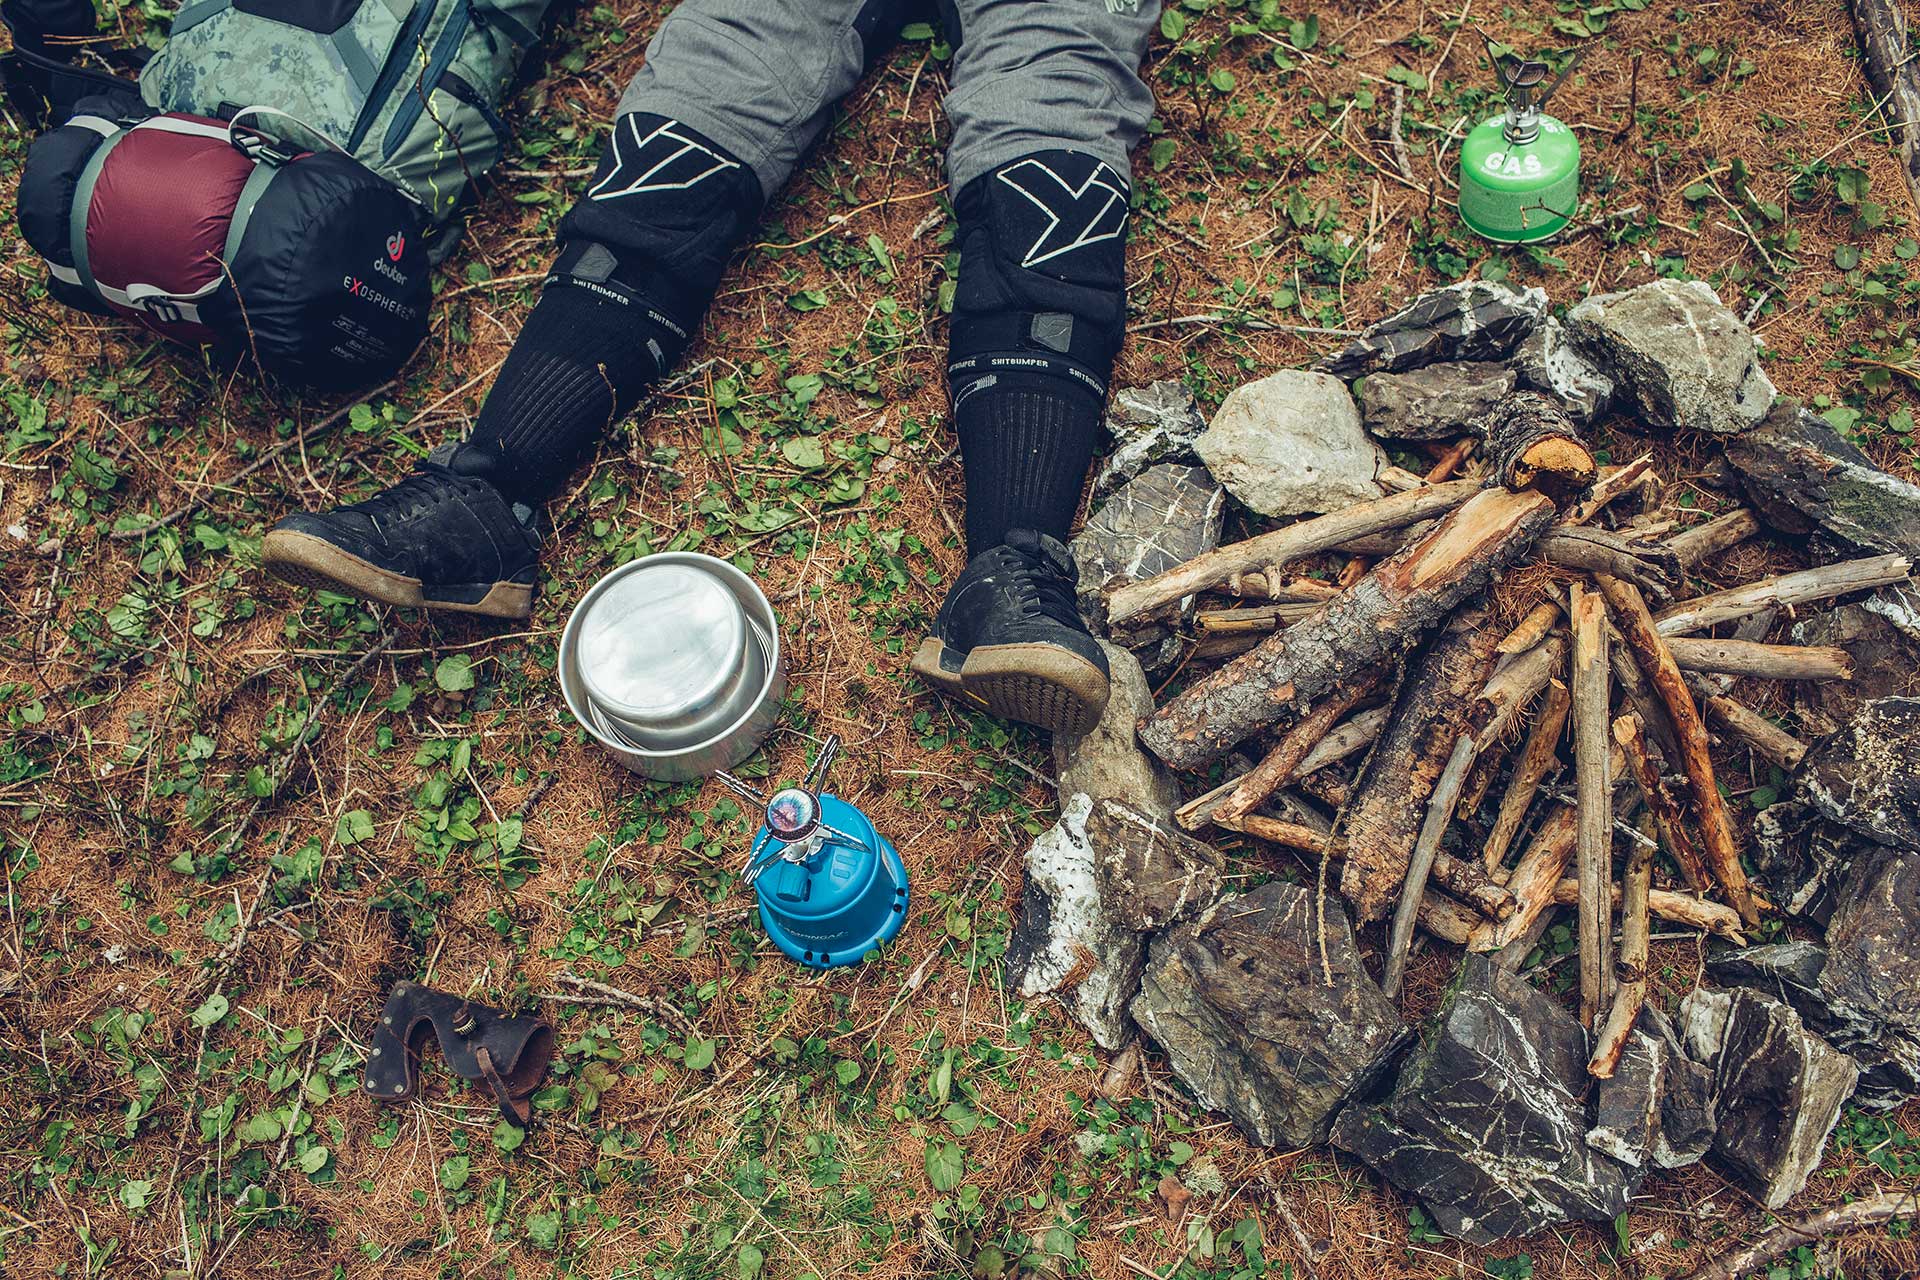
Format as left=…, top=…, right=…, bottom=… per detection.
left=1003, top=544, right=1080, bottom=621
left=345, top=465, right=462, bottom=524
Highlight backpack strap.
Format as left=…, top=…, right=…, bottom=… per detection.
left=220, top=160, right=280, bottom=264
left=64, top=116, right=129, bottom=298
left=472, top=0, right=538, bottom=49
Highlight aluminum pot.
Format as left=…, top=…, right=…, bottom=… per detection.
left=559, top=552, right=785, bottom=781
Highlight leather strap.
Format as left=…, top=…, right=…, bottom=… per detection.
left=362, top=980, right=553, bottom=1126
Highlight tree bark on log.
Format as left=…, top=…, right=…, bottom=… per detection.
left=1682, top=1190, right=1920, bottom=1280
left=1570, top=583, right=1615, bottom=1029
left=1496, top=600, right=1562, bottom=654
left=1213, top=668, right=1387, bottom=826
left=1565, top=454, right=1656, bottom=525
left=1173, top=706, right=1390, bottom=832
left=1545, top=880, right=1747, bottom=941
left=1614, top=713, right=1710, bottom=891
left=1479, top=391, right=1598, bottom=504
left=1598, top=575, right=1761, bottom=927
left=1609, top=622, right=1686, bottom=765
left=1341, top=617, right=1506, bottom=924
left=1483, top=678, right=1570, bottom=877
left=1588, top=810, right=1654, bottom=1078
left=1694, top=683, right=1809, bottom=771
left=1850, top=0, right=1920, bottom=211
left=1540, top=527, right=1681, bottom=598
left=1653, top=554, right=1914, bottom=635
left=1106, top=478, right=1482, bottom=627
left=1664, top=637, right=1852, bottom=681
left=1139, top=487, right=1558, bottom=770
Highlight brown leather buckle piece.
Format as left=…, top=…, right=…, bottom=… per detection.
left=362, top=980, right=554, bottom=1127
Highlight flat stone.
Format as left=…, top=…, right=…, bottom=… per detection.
left=1094, top=381, right=1209, bottom=498
left=1565, top=279, right=1775, bottom=435
left=1006, top=793, right=1146, bottom=1051
left=1194, top=370, right=1385, bottom=518
left=1820, top=845, right=1920, bottom=1108
left=1071, top=463, right=1225, bottom=672
left=1802, top=696, right=1920, bottom=849
left=1318, top=279, right=1549, bottom=379
left=1358, top=361, right=1517, bottom=441
left=1331, top=954, right=1638, bottom=1244
left=1052, top=642, right=1181, bottom=822
left=1790, top=603, right=1920, bottom=727
left=1133, top=882, right=1408, bottom=1148
left=1586, top=1009, right=1716, bottom=1172
left=1510, top=315, right=1615, bottom=425
left=1679, top=987, right=1859, bottom=1210
left=1087, top=798, right=1227, bottom=932
left=1726, top=401, right=1920, bottom=556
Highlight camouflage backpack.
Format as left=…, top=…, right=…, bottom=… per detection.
left=139, top=0, right=559, bottom=256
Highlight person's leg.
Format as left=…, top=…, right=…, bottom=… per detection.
left=911, top=0, right=1159, bottom=734
left=263, top=0, right=909, bottom=618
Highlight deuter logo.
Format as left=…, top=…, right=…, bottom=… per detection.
left=372, top=234, right=408, bottom=286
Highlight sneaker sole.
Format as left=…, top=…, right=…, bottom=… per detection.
left=910, top=637, right=1109, bottom=737
left=261, top=530, right=533, bottom=620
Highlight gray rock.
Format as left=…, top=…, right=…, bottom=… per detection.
left=1707, top=940, right=1832, bottom=1014
left=1317, top=279, right=1550, bottom=379
left=1821, top=845, right=1920, bottom=1107
left=1087, top=798, right=1226, bottom=932
left=1802, top=696, right=1920, bottom=849
left=1565, top=279, right=1775, bottom=435
left=1094, top=381, right=1208, bottom=498
left=1133, top=882, right=1408, bottom=1149
left=1750, top=798, right=1875, bottom=925
left=1586, top=1010, right=1716, bottom=1171
left=1006, top=793, right=1147, bottom=1051
left=1511, top=315, right=1615, bottom=425
left=1052, top=642, right=1181, bottom=821
left=1864, top=582, right=1920, bottom=640
left=1194, top=370, right=1385, bottom=518
left=1726, top=401, right=1920, bottom=556
left=1070, top=463, right=1225, bottom=672
left=1679, top=987, right=1859, bottom=1210
left=1331, top=955, right=1638, bottom=1244
left=1358, top=361, right=1517, bottom=441
left=1790, top=603, right=1920, bottom=727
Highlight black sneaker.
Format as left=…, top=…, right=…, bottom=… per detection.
left=262, top=445, right=540, bottom=619
left=911, top=529, right=1111, bottom=736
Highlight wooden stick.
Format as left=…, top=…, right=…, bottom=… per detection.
left=1613, top=713, right=1711, bottom=891
left=1664, top=508, right=1761, bottom=570
left=1483, top=678, right=1570, bottom=877
left=1664, top=637, right=1852, bottom=681
left=1481, top=391, right=1598, bottom=503
left=1106, top=479, right=1482, bottom=626
left=1496, top=600, right=1562, bottom=655
left=1681, top=1189, right=1920, bottom=1280
left=1546, top=880, right=1747, bottom=941
left=1473, top=805, right=1578, bottom=952
left=1475, top=633, right=1568, bottom=749
left=1541, top=527, right=1682, bottom=598
left=1193, top=603, right=1323, bottom=636
left=1609, top=621, right=1686, bottom=765
left=1384, top=735, right=1479, bottom=997
left=1219, top=572, right=1343, bottom=602
left=1173, top=706, right=1389, bottom=832
left=1588, top=805, right=1654, bottom=1078
left=1564, top=454, right=1655, bottom=526
left=1221, top=813, right=1516, bottom=920
left=1213, top=668, right=1386, bottom=826
left=1140, top=487, right=1557, bottom=770
left=1654, top=554, right=1915, bottom=635
left=1599, top=575, right=1761, bottom=926
left=1695, top=684, right=1809, bottom=771
left=1570, top=582, right=1614, bottom=1028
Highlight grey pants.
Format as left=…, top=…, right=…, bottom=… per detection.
left=614, top=0, right=1162, bottom=200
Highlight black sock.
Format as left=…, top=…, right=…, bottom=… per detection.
left=459, top=278, right=679, bottom=504
left=954, top=368, right=1103, bottom=554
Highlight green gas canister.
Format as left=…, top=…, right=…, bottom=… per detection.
left=1458, top=41, right=1585, bottom=244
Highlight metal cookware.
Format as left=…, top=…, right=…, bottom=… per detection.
left=560, top=552, right=784, bottom=781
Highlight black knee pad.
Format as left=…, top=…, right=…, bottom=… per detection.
left=551, top=111, right=764, bottom=362
left=948, top=148, right=1131, bottom=405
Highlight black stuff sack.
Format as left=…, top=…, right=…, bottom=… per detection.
left=16, top=100, right=429, bottom=388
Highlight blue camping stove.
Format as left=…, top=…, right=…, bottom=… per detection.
left=715, top=735, right=907, bottom=968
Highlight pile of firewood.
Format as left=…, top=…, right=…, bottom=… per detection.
left=1110, top=393, right=1913, bottom=1079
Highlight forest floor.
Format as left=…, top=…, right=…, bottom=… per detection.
left=2, top=1, right=1918, bottom=1278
